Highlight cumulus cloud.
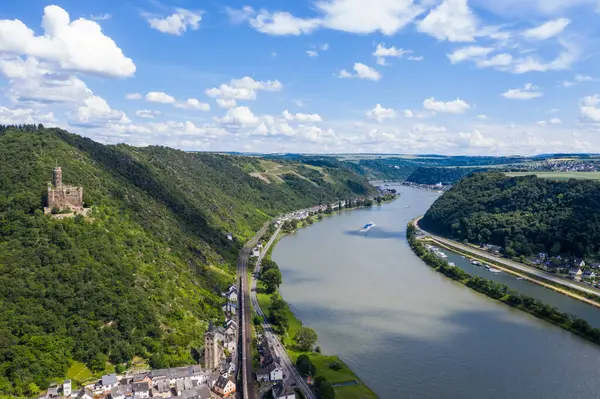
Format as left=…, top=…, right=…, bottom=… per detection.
left=249, top=10, right=321, bottom=35
left=216, top=106, right=260, bottom=126
left=373, top=44, right=413, bottom=65
left=417, top=0, right=480, bottom=42
left=136, top=109, right=161, bottom=119
left=68, top=95, right=129, bottom=127
left=447, top=46, right=494, bottom=64
left=502, top=83, right=543, bottom=100
left=339, top=63, right=381, bottom=81
left=240, top=0, right=425, bottom=36
left=146, top=8, right=203, bottom=35
left=206, top=76, right=283, bottom=108
left=0, top=105, right=55, bottom=125
left=146, top=92, right=176, bottom=104
left=579, top=95, right=600, bottom=122
left=175, top=98, right=210, bottom=111
left=366, top=104, right=396, bottom=123
left=306, top=50, right=319, bottom=57
left=282, top=110, right=322, bottom=122
left=523, top=18, right=570, bottom=40
left=456, top=129, right=498, bottom=148
left=0, top=5, right=135, bottom=78
left=423, top=97, right=471, bottom=114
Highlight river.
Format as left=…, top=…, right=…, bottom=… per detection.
left=272, top=186, right=600, bottom=399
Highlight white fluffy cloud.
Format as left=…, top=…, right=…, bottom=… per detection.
left=502, top=83, right=543, bottom=100
left=283, top=110, right=322, bottom=122
left=146, top=92, right=176, bottom=104
left=0, top=5, right=135, bottom=78
left=339, top=63, right=381, bottom=81
left=175, top=98, right=210, bottom=111
left=417, top=0, right=480, bottom=42
left=0, top=105, right=55, bottom=125
left=306, top=50, right=319, bottom=57
left=69, top=95, right=129, bottom=127
left=457, top=129, right=498, bottom=148
left=216, top=106, right=260, bottom=126
left=366, top=104, right=396, bottom=123
left=373, top=44, right=413, bottom=65
left=136, top=109, right=161, bottom=119
left=249, top=10, right=321, bottom=35
left=423, top=97, right=471, bottom=114
left=580, top=95, right=600, bottom=122
left=206, top=76, right=283, bottom=108
left=523, top=18, right=570, bottom=40
left=242, top=0, right=425, bottom=36
left=447, top=46, right=494, bottom=64
left=146, top=8, right=203, bottom=35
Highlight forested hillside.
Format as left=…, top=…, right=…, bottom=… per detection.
left=406, top=167, right=487, bottom=185
left=0, top=126, right=375, bottom=396
left=421, top=172, right=600, bottom=258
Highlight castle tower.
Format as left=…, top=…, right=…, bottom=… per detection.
left=53, top=167, right=63, bottom=188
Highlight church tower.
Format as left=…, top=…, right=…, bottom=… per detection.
left=204, top=321, right=224, bottom=370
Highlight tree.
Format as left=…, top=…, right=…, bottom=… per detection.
left=268, top=295, right=289, bottom=332
left=262, top=268, right=282, bottom=294
left=296, top=355, right=316, bottom=378
left=314, top=376, right=335, bottom=399
left=294, top=327, right=318, bottom=351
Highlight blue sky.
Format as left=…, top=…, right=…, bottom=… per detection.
left=1, top=0, right=600, bottom=154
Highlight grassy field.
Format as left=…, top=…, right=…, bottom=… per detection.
left=256, top=286, right=377, bottom=398
left=506, top=172, right=600, bottom=180
left=66, top=362, right=93, bottom=382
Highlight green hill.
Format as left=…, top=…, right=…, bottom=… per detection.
left=421, top=172, right=600, bottom=259
left=0, top=125, right=375, bottom=396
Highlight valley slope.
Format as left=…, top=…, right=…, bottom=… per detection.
left=0, top=126, right=375, bottom=396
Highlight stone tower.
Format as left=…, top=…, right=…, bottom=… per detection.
left=53, top=167, right=63, bottom=188
left=204, top=321, right=224, bottom=370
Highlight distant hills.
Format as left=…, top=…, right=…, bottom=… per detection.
left=0, top=125, right=375, bottom=396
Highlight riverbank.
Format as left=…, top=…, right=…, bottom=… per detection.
left=254, top=201, right=390, bottom=398
left=407, top=222, right=600, bottom=347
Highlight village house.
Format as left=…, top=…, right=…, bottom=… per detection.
left=179, top=385, right=211, bottom=399
left=132, top=382, right=150, bottom=399
left=46, top=385, right=59, bottom=399
left=213, top=376, right=235, bottom=398
left=583, top=270, right=596, bottom=280
left=255, top=368, right=270, bottom=382
left=110, top=383, right=132, bottom=399
left=100, top=374, right=118, bottom=392
left=224, top=286, right=238, bottom=303
left=569, top=268, right=583, bottom=281
left=269, top=365, right=284, bottom=382
left=252, top=247, right=261, bottom=257
left=271, top=383, right=296, bottom=399
left=152, top=380, right=171, bottom=398
left=63, top=380, right=72, bottom=397
left=222, top=302, right=237, bottom=315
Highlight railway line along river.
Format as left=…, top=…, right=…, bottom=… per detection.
left=272, top=185, right=600, bottom=399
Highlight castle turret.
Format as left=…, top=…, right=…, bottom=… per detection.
left=53, top=167, right=62, bottom=188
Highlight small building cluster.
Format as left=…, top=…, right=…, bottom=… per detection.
left=44, top=282, right=241, bottom=399
left=254, top=335, right=294, bottom=399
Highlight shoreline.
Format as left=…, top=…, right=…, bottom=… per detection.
left=254, top=199, right=395, bottom=399
left=407, top=220, right=600, bottom=348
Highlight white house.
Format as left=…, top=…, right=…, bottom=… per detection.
left=569, top=268, right=583, bottom=281
left=252, top=248, right=260, bottom=257
left=100, top=374, right=118, bottom=392
left=226, top=289, right=238, bottom=303
left=269, top=366, right=283, bottom=381
left=63, top=380, right=72, bottom=397
left=583, top=271, right=596, bottom=280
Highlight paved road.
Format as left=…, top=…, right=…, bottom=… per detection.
left=250, top=226, right=316, bottom=399
left=237, top=222, right=270, bottom=399
left=414, top=218, right=600, bottom=300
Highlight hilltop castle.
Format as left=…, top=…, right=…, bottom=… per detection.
left=44, top=167, right=89, bottom=216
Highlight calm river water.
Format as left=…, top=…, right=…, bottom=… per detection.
left=272, top=186, right=600, bottom=399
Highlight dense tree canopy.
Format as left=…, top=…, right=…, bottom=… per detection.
left=422, top=172, right=600, bottom=258
left=406, top=167, right=486, bottom=185
left=0, top=127, right=375, bottom=396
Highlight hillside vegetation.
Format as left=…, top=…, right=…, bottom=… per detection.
left=421, top=172, right=600, bottom=258
left=406, top=167, right=487, bottom=185
left=0, top=126, right=375, bottom=396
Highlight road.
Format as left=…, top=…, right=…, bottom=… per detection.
left=414, top=217, right=600, bottom=300
left=237, top=221, right=270, bottom=399
left=250, top=226, right=317, bottom=399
